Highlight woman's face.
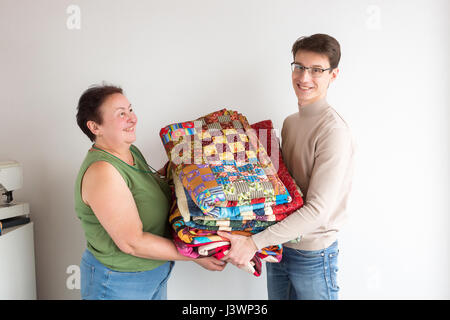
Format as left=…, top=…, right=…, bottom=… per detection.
left=95, top=93, right=137, bottom=146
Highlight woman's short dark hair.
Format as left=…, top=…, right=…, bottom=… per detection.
left=291, top=34, right=341, bottom=70
left=76, top=84, right=123, bottom=142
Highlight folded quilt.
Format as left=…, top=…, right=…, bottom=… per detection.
left=174, top=169, right=268, bottom=220
left=250, top=119, right=305, bottom=216
left=169, top=216, right=282, bottom=276
left=169, top=203, right=253, bottom=244
left=172, top=120, right=304, bottom=223
left=171, top=203, right=269, bottom=234
left=165, top=116, right=304, bottom=277
left=172, top=230, right=262, bottom=275
left=190, top=216, right=278, bottom=230
left=179, top=162, right=289, bottom=212
left=160, top=109, right=291, bottom=214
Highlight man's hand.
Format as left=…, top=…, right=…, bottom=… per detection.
left=194, top=256, right=227, bottom=271
left=217, top=231, right=258, bottom=268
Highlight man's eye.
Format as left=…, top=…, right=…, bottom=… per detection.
left=129, top=108, right=133, bottom=113
left=312, top=68, right=322, bottom=74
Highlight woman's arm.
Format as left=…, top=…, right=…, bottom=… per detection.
left=81, top=161, right=225, bottom=270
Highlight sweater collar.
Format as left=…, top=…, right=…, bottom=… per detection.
left=298, top=97, right=329, bottom=117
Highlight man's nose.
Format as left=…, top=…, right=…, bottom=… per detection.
left=298, top=68, right=312, bottom=82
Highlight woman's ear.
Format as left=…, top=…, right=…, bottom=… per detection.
left=86, top=120, right=101, bottom=137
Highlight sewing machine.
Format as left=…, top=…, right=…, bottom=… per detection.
left=0, top=161, right=29, bottom=219
left=0, top=160, right=36, bottom=299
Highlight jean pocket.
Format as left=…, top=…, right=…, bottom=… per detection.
left=80, top=259, right=95, bottom=299
left=154, top=262, right=174, bottom=288
left=292, top=248, right=324, bottom=258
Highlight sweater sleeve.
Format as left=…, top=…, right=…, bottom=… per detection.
left=252, top=126, right=354, bottom=249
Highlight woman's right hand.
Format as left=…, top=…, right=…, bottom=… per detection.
left=194, top=257, right=227, bottom=271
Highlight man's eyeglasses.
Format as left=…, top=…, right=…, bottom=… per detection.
left=291, top=62, right=333, bottom=78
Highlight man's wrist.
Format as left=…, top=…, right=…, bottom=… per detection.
left=250, top=234, right=266, bottom=251
left=247, top=236, right=258, bottom=252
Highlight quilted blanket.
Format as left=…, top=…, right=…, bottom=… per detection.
left=162, top=117, right=304, bottom=276
left=160, top=109, right=291, bottom=215
left=169, top=206, right=282, bottom=276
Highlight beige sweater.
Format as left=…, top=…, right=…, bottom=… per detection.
left=252, top=97, right=356, bottom=250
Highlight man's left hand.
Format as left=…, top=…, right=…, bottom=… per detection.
left=217, top=231, right=258, bottom=268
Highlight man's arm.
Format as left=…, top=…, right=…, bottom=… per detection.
left=220, top=126, right=354, bottom=266
left=252, top=126, right=354, bottom=248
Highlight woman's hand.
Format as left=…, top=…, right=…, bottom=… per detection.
left=194, top=257, right=227, bottom=271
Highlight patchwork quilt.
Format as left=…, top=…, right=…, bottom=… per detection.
left=160, top=109, right=291, bottom=215
left=160, top=113, right=304, bottom=276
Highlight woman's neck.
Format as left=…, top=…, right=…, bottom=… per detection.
left=93, top=140, right=134, bottom=165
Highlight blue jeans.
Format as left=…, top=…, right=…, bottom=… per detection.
left=80, top=249, right=174, bottom=300
left=266, top=240, right=339, bottom=300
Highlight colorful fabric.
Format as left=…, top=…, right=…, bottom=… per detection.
left=190, top=217, right=277, bottom=229
left=197, top=241, right=230, bottom=256
left=160, top=109, right=291, bottom=215
left=251, top=120, right=305, bottom=216
left=165, top=117, right=304, bottom=277
left=179, top=163, right=226, bottom=213
left=168, top=205, right=282, bottom=257
left=177, top=173, right=272, bottom=220
left=209, top=160, right=274, bottom=202
left=192, top=212, right=277, bottom=222
left=160, top=109, right=252, bottom=172
left=172, top=120, right=304, bottom=222
left=185, top=219, right=270, bottom=233
left=169, top=211, right=283, bottom=276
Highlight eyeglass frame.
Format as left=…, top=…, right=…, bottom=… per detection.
left=290, top=62, right=333, bottom=77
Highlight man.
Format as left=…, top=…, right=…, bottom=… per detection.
left=218, top=34, right=355, bottom=300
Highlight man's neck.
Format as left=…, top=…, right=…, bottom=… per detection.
left=298, top=93, right=327, bottom=107
left=297, top=96, right=329, bottom=117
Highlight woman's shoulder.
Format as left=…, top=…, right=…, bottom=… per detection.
left=84, top=160, right=121, bottom=183
left=80, top=160, right=128, bottom=206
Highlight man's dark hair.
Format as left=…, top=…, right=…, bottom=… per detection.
left=76, top=84, right=123, bottom=142
left=291, top=34, right=341, bottom=70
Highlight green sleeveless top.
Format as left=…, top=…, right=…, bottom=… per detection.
left=74, top=144, right=172, bottom=272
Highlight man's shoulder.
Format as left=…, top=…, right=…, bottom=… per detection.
left=282, top=111, right=299, bottom=126
left=321, top=106, right=351, bottom=131
left=318, top=106, right=355, bottom=149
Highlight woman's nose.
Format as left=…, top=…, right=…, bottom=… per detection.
left=128, top=112, right=137, bottom=123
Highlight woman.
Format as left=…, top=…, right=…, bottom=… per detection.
left=74, top=84, right=226, bottom=300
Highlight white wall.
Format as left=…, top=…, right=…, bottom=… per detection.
left=0, top=0, right=448, bottom=299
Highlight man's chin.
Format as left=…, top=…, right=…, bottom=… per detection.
left=297, top=96, right=313, bottom=105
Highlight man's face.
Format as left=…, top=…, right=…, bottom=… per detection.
left=292, top=50, right=339, bottom=106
